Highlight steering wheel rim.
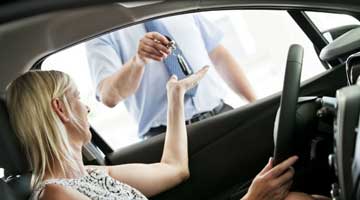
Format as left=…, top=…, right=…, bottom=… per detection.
left=273, top=44, right=304, bottom=166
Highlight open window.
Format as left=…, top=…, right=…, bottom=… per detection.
left=42, top=9, right=328, bottom=150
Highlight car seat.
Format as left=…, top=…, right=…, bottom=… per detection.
left=0, top=98, right=32, bottom=200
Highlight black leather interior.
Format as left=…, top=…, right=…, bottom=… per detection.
left=0, top=99, right=29, bottom=174
left=0, top=98, right=32, bottom=200
left=0, top=179, right=16, bottom=200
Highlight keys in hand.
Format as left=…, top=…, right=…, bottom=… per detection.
left=164, top=35, right=193, bottom=76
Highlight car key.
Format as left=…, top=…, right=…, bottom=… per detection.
left=164, top=35, right=193, bottom=76
left=176, top=54, right=193, bottom=76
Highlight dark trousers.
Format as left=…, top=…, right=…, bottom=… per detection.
left=143, top=101, right=233, bottom=139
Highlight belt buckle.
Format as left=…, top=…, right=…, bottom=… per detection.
left=186, top=102, right=224, bottom=126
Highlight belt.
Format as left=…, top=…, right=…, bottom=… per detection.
left=143, top=101, right=229, bottom=139
left=185, top=101, right=225, bottom=125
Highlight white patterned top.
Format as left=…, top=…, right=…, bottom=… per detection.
left=31, top=168, right=148, bottom=200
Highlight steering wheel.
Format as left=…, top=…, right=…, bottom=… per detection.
left=273, top=44, right=304, bottom=166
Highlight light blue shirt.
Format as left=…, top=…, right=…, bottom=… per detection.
left=86, top=14, right=227, bottom=138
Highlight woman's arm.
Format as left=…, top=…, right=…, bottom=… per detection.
left=103, top=66, right=209, bottom=197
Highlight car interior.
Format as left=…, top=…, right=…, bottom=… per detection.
left=1, top=1, right=360, bottom=200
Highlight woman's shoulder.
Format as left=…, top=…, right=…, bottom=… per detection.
left=38, top=183, right=89, bottom=200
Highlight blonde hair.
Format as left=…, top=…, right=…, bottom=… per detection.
left=6, top=70, right=79, bottom=188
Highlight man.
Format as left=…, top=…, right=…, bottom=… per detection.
left=86, top=13, right=256, bottom=139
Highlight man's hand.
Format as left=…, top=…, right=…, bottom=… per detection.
left=242, top=156, right=298, bottom=200
left=137, top=32, right=171, bottom=63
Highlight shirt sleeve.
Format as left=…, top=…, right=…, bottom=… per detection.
left=85, top=35, right=123, bottom=100
left=193, top=13, right=224, bottom=53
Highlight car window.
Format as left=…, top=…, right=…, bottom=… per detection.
left=42, top=10, right=325, bottom=150
left=306, top=11, right=360, bottom=42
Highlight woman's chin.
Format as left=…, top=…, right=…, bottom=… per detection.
left=85, top=130, right=92, bottom=143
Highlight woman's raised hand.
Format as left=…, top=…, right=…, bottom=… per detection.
left=166, top=66, right=209, bottom=97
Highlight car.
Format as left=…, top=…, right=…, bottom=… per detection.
left=1, top=0, right=360, bottom=199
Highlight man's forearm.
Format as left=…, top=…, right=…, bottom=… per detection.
left=98, top=56, right=145, bottom=107
left=226, top=65, right=256, bottom=102
left=210, top=45, right=256, bottom=102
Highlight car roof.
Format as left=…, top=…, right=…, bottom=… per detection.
left=0, top=0, right=360, bottom=96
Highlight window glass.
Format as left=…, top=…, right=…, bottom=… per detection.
left=306, top=11, right=359, bottom=32
left=42, top=10, right=325, bottom=150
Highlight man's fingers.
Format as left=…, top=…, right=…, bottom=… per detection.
left=146, top=32, right=169, bottom=46
left=140, top=52, right=163, bottom=61
left=140, top=43, right=164, bottom=57
left=265, top=156, right=298, bottom=178
left=142, top=37, right=170, bottom=54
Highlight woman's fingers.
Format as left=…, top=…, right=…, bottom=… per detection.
left=276, top=180, right=293, bottom=199
left=166, top=66, right=209, bottom=94
left=265, top=156, right=298, bottom=179
left=259, top=157, right=273, bottom=175
left=274, top=167, right=295, bottom=186
left=182, top=66, right=209, bottom=89
left=168, top=75, right=178, bottom=82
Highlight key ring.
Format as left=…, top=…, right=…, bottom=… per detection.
left=164, top=35, right=193, bottom=76
left=164, top=35, right=176, bottom=51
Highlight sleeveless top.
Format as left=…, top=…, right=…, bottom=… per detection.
left=31, top=168, right=148, bottom=200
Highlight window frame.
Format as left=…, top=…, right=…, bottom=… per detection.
left=37, top=8, right=359, bottom=153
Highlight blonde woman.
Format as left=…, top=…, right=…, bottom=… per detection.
left=6, top=68, right=323, bottom=200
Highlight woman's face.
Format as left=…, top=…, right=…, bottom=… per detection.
left=66, top=86, right=91, bottom=143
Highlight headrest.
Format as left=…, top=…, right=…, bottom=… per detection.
left=0, top=98, right=29, bottom=175
left=0, top=179, right=16, bottom=200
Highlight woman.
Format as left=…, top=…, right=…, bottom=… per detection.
left=6, top=68, right=325, bottom=200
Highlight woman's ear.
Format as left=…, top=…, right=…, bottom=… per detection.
left=51, top=98, right=70, bottom=123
